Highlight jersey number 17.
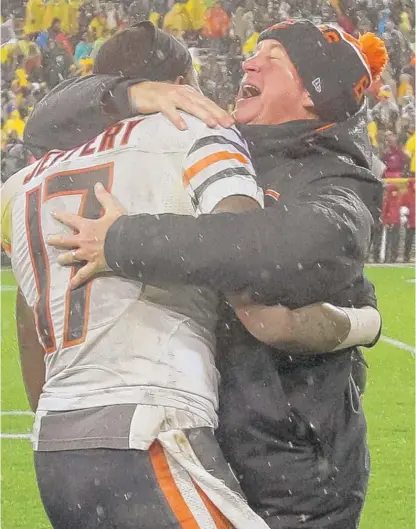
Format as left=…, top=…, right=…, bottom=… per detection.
left=25, top=163, right=113, bottom=354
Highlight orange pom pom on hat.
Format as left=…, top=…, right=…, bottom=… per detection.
left=258, top=20, right=388, bottom=122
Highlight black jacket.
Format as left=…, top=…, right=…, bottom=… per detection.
left=25, top=76, right=381, bottom=517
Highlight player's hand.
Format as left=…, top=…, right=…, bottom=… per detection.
left=129, top=81, right=234, bottom=130
left=47, top=183, right=126, bottom=289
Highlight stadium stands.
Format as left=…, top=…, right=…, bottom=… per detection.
left=1, top=0, right=415, bottom=263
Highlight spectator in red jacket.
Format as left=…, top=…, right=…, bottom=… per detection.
left=402, top=178, right=415, bottom=262
left=49, top=18, right=74, bottom=55
left=382, top=183, right=402, bottom=262
left=382, top=130, right=408, bottom=178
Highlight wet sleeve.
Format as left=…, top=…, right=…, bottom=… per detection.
left=23, top=75, right=144, bottom=153
left=104, top=184, right=373, bottom=304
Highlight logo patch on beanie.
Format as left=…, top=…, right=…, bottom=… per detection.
left=353, top=74, right=371, bottom=103
left=312, top=77, right=322, bottom=93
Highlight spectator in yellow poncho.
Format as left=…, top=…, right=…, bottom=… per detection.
left=1, top=43, right=15, bottom=65
left=24, top=0, right=46, bottom=34
left=399, top=11, right=412, bottom=39
left=15, top=66, right=29, bottom=89
left=89, top=11, right=108, bottom=40
left=186, top=0, right=206, bottom=32
left=163, top=3, right=192, bottom=33
left=397, top=73, right=414, bottom=105
left=66, top=0, right=84, bottom=35
left=14, top=35, right=36, bottom=60
left=405, top=132, right=415, bottom=175
left=243, top=29, right=259, bottom=58
left=3, top=110, right=25, bottom=140
left=48, top=0, right=83, bottom=36
left=9, top=53, right=29, bottom=93
left=148, top=12, right=161, bottom=27
left=44, top=0, right=69, bottom=32
left=368, top=120, right=378, bottom=149
left=79, top=58, right=94, bottom=76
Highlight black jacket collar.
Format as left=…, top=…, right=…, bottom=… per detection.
left=239, top=113, right=374, bottom=174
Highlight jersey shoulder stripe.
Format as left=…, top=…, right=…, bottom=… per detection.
left=183, top=150, right=249, bottom=185
left=193, top=166, right=255, bottom=202
left=182, top=124, right=261, bottom=213
left=183, top=126, right=256, bottom=190
left=187, top=134, right=251, bottom=160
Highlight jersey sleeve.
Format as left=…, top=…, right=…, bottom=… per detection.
left=1, top=169, right=28, bottom=256
left=182, top=125, right=263, bottom=214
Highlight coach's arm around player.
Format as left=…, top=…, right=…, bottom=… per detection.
left=49, top=182, right=381, bottom=357
left=49, top=176, right=373, bottom=302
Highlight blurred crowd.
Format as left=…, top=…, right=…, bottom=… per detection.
left=1, top=0, right=415, bottom=262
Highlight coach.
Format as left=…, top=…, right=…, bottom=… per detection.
left=28, top=21, right=386, bottom=529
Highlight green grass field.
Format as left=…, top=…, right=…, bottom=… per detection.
left=1, top=266, right=415, bottom=529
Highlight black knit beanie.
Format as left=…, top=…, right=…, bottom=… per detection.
left=258, top=20, right=383, bottom=122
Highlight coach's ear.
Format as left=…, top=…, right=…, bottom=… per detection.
left=175, top=75, right=186, bottom=85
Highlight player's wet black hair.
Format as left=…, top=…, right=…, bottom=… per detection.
left=93, top=22, right=193, bottom=83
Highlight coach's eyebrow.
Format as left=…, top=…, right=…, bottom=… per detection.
left=268, top=42, right=285, bottom=58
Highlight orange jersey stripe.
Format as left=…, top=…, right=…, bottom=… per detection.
left=194, top=481, right=232, bottom=529
left=184, top=151, right=249, bottom=185
left=149, top=441, right=201, bottom=529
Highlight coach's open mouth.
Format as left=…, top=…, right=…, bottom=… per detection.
left=241, top=84, right=261, bottom=99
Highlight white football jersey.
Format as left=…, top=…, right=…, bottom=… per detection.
left=2, top=113, right=262, bottom=423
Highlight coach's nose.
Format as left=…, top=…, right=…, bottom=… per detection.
left=242, top=54, right=261, bottom=74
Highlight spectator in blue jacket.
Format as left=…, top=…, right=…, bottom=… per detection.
left=74, top=32, right=93, bottom=64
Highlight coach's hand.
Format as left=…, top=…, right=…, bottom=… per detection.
left=47, top=183, right=126, bottom=289
left=129, top=81, right=234, bottom=130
